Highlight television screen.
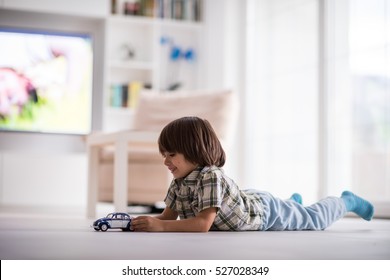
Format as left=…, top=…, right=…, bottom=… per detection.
left=0, top=27, right=93, bottom=135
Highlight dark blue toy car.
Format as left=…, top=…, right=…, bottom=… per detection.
left=93, top=212, right=132, bottom=231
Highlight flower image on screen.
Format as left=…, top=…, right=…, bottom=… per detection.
left=0, top=28, right=93, bottom=134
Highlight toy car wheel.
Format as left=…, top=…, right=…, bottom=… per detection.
left=122, top=222, right=131, bottom=231
left=100, top=223, right=108, bottom=231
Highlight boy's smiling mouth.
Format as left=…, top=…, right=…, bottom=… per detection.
left=168, top=166, right=177, bottom=173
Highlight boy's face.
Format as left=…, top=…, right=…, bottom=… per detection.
left=163, top=152, right=198, bottom=179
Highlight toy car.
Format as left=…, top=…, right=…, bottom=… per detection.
left=92, top=212, right=132, bottom=231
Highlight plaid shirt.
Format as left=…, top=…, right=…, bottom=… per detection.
left=164, top=166, right=264, bottom=231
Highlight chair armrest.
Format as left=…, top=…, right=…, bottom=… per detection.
left=86, top=130, right=160, bottom=147
left=86, top=130, right=160, bottom=218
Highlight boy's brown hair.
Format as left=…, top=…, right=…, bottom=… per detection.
left=158, top=116, right=226, bottom=167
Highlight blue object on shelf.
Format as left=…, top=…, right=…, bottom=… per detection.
left=160, top=36, right=170, bottom=45
left=184, top=48, right=195, bottom=61
left=170, top=46, right=181, bottom=61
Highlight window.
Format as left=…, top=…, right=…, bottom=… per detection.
left=245, top=0, right=320, bottom=203
left=325, top=0, right=390, bottom=217
left=246, top=0, right=390, bottom=216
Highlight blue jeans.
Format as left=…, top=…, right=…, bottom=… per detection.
left=257, top=191, right=347, bottom=231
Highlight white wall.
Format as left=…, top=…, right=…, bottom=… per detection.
left=0, top=152, right=87, bottom=207
left=1, top=0, right=109, bottom=17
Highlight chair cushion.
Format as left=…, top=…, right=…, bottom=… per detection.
left=132, top=89, right=236, bottom=139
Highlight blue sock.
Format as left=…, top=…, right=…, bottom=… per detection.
left=290, top=193, right=302, bottom=204
left=341, top=191, right=374, bottom=221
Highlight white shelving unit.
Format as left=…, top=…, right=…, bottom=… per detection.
left=103, top=10, right=204, bottom=132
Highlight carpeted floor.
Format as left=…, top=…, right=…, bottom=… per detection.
left=0, top=205, right=389, bottom=260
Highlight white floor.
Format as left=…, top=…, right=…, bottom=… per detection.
left=0, top=205, right=389, bottom=260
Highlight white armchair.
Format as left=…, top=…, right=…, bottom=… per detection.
left=86, top=89, right=238, bottom=218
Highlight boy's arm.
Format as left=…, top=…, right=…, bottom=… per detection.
left=131, top=207, right=217, bottom=232
left=155, top=206, right=179, bottom=220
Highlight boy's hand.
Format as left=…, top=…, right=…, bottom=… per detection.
left=131, top=216, right=164, bottom=232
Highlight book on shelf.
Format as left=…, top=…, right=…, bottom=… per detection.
left=166, top=0, right=202, bottom=21
left=109, top=81, right=144, bottom=109
left=110, top=84, right=123, bottom=107
left=141, top=0, right=155, bottom=17
left=172, top=0, right=183, bottom=20
left=115, top=0, right=202, bottom=22
left=127, top=81, right=142, bottom=109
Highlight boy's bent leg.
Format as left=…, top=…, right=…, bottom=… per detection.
left=260, top=192, right=346, bottom=231
left=289, top=193, right=302, bottom=204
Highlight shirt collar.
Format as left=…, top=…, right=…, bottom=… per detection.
left=185, top=166, right=204, bottom=181
left=173, top=165, right=222, bottom=185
